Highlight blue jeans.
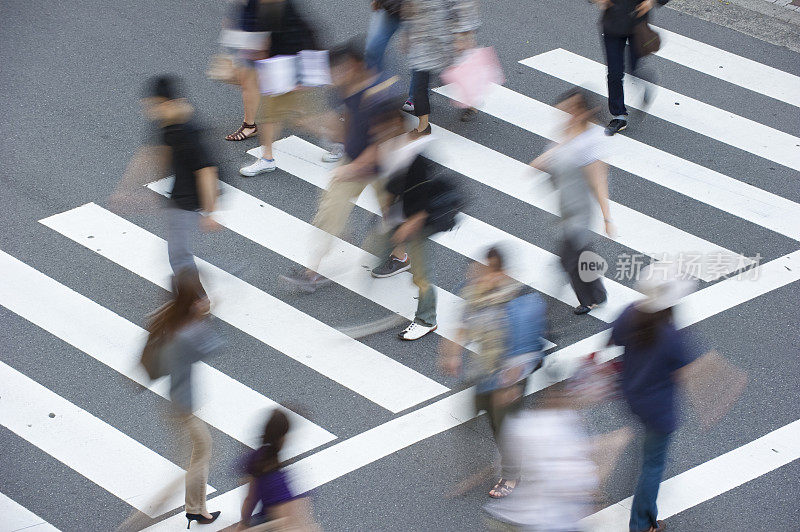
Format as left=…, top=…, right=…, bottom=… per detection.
left=603, top=33, right=639, bottom=117
left=365, top=9, right=401, bottom=71
left=364, top=9, right=418, bottom=102
left=630, top=430, right=672, bottom=532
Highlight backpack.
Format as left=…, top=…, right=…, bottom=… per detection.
left=425, top=176, right=466, bottom=234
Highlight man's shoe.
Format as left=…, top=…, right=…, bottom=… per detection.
left=240, top=157, right=276, bottom=177
left=322, top=143, right=344, bottom=163
left=398, top=320, right=437, bottom=341
left=401, top=100, right=415, bottom=113
left=371, top=255, right=411, bottom=278
left=280, top=268, right=330, bottom=294
left=604, top=118, right=628, bottom=136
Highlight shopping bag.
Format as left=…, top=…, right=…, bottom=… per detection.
left=569, top=351, right=622, bottom=405
left=440, top=47, right=505, bottom=109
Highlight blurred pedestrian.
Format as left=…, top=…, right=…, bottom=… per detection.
left=140, top=76, right=222, bottom=276
left=440, top=247, right=546, bottom=495
left=365, top=0, right=405, bottom=72
left=239, top=0, right=343, bottom=176
left=144, top=270, right=224, bottom=529
left=403, top=0, right=480, bottom=136
left=609, top=264, right=698, bottom=532
left=592, top=0, right=669, bottom=135
left=530, top=88, right=613, bottom=315
left=485, top=368, right=598, bottom=531
left=367, top=108, right=449, bottom=339
left=235, top=410, right=320, bottom=531
left=281, top=41, right=402, bottom=292
left=223, top=0, right=269, bottom=141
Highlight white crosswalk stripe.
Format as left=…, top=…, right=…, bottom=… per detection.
left=653, top=26, right=800, bottom=108
left=39, top=204, right=448, bottom=413
left=0, top=492, right=61, bottom=532
left=521, top=48, right=800, bottom=171
left=0, top=250, right=335, bottom=458
left=0, top=360, right=214, bottom=518
left=5, top=26, right=800, bottom=530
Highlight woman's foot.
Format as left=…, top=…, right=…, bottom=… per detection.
left=460, top=107, right=478, bottom=122
left=408, top=124, right=432, bottom=140
left=225, top=122, right=257, bottom=141
left=186, top=511, right=220, bottom=528
left=488, top=478, right=517, bottom=498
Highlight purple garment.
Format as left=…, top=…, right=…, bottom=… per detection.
left=241, top=448, right=296, bottom=519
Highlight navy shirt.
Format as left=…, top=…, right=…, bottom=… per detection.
left=611, top=304, right=700, bottom=433
left=240, top=448, right=296, bottom=521
left=342, top=74, right=400, bottom=161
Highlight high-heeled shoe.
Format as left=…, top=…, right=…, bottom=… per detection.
left=185, top=511, right=220, bottom=529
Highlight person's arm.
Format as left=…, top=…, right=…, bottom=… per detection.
left=109, top=145, right=170, bottom=214
left=583, top=160, right=615, bottom=237
left=195, top=166, right=222, bottom=231
left=235, top=478, right=259, bottom=531
left=635, top=0, right=669, bottom=16
left=332, top=143, right=379, bottom=182
left=529, top=146, right=557, bottom=172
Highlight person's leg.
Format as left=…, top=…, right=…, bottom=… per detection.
left=629, top=430, right=671, bottom=532
left=241, top=66, right=260, bottom=127
left=603, top=33, right=628, bottom=118
left=227, top=65, right=259, bottom=140
left=167, top=207, right=199, bottom=276
left=365, top=9, right=401, bottom=71
left=309, top=179, right=369, bottom=271
left=412, top=71, right=432, bottom=133
left=559, top=237, right=589, bottom=305
left=406, top=232, right=436, bottom=326
left=182, top=415, right=212, bottom=516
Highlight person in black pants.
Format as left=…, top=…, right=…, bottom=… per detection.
left=595, top=0, right=669, bottom=136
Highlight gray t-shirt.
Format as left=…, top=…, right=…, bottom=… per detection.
left=547, top=128, right=604, bottom=248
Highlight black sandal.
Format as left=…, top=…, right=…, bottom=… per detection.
left=488, top=478, right=515, bottom=499
left=225, top=122, right=257, bottom=141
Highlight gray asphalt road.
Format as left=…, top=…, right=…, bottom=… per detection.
left=1, top=0, right=799, bottom=531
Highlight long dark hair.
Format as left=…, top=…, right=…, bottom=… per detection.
left=249, top=410, right=290, bottom=477
left=146, top=270, right=206, bottom=344
left=624, top=306, right=673, bottom=349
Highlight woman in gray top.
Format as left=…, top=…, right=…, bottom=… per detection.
left=530, top=89, right=614, bottom=315
left=145, top=270, right=223, bottom=528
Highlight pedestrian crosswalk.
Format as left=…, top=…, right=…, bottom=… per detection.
left=2, top=24, right=800, bottom=531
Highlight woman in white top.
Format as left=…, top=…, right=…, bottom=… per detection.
left=530, top=88, right=614, bottom=315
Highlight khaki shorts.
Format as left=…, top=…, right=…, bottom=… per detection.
left=256, top=87, right=328, bottom=125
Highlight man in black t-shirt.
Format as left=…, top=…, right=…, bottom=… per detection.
left=140, top=76, right=221, bottom=275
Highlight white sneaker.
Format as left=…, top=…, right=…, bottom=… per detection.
left=398, top=321, right=437, bottom=341
left=401, top=100, right=415, bottom=113
left=240, top=157, right=276, bottom=177
left=322, top=144, right=344, bottom=163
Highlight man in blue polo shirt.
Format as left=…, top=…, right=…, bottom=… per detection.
left=282, top=41, right=401, bottom=293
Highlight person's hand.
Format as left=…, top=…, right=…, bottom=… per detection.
left=332, top=164, right=356, bottom=183
left=593, top=0, right=611, bottom=9
left=438, top=339, right=463, bottom=376
left=371, top=0, right=380, bottom=10
left=635, top=0, right=655, bottom=16
left=200, top=215, right=222, bottom=232
left=392, top=215, right=424, bottom=244
left=604, top=219, right=616, bottom=239
left=455, top=32, right=476, bottom=53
